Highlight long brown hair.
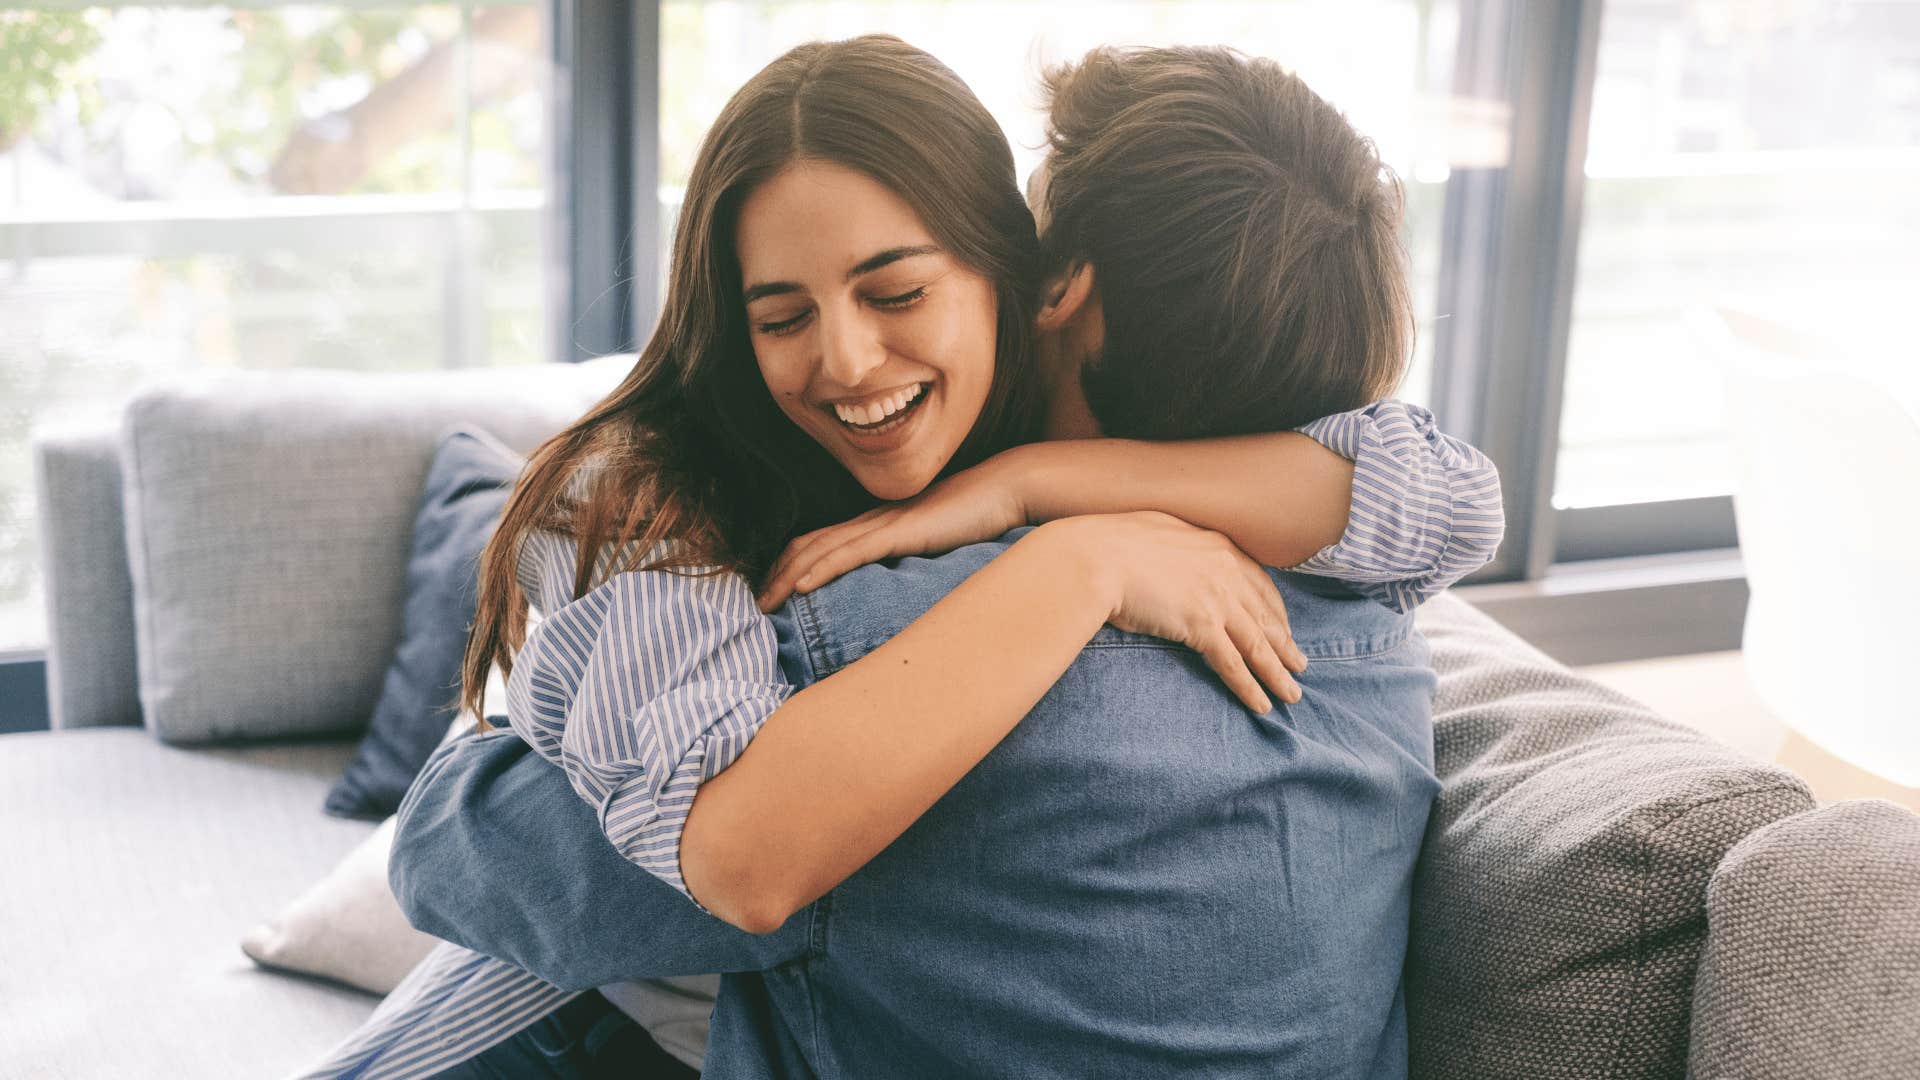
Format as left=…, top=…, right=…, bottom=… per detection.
left=457, top=35, right=1044, bottom=727
left=1037, top=45, right=1413, bottom=439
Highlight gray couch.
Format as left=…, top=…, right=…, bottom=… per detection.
left=5, top=361, right=1916, bottom=1079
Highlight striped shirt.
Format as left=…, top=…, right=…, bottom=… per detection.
left=294, top=399, right=1502, bottom=1079
left=1294, top=401, right=1507, bottom=614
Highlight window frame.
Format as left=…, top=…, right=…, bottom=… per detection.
left=1425, top=0, right=1747, bottom=662
left=6, top=0, right=1767, bottom=729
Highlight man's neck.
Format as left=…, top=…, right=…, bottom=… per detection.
left=1038, top=331, right=1104, bottom=441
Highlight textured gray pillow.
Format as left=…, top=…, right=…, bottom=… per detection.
left=1409, top=596, right=1816, bottom=1080
left=1687, top=798, right=1920, bottom=1080
left=118, top=356, right=630, bottom=743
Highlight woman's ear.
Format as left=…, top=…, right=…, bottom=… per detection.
left=1036, top=260, right=1098, bottom=331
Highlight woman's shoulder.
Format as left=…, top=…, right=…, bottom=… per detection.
left=516, top=527, right=702, bottom=617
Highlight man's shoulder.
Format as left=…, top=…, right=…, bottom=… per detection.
left=766, top=530, right=1026, bottom=681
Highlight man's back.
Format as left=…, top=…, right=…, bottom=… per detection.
left=738, top=531, right=1441, bottom=1078
left=390, top=534, right=1442, bottom=1079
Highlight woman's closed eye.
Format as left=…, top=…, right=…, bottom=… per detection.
left=752, top=287, right=929, bottom=337
left=756, top=310, right=810, bottom=336
left=869, top=285, right=927, bottom=309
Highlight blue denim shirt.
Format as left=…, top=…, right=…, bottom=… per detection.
left=392, top=531, right=1441, bottom=1078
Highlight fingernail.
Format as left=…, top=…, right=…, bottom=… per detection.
left=1253, top=696, right=1273, bottom=714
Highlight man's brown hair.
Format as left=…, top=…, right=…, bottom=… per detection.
left=1037, top=45, right=1413, bottom=439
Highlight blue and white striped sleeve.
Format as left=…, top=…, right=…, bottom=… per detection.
left=1290, top=400, right=1505, bottom=613
left=503, top=529, right=792, bottom=906
left=292, top=941, right=577, bottom=1079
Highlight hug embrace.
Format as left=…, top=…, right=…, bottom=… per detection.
left=304, top=34, right=1504, bottom=1079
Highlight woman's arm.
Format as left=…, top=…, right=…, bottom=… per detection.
left=687, top=512, right=1301, bottom=932
left=760, top=400, right=1504, bottom=615
left=503, top=515, right=1302, bottom=934
left=1008, top=431, right=1353, bottom=569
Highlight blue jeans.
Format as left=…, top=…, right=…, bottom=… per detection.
left=427, top=990, right=697, bottom=1079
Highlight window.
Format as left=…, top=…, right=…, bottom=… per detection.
left=0, top=4, right=550, bottom=653
left=1556, top=0, right=1920, bottom=510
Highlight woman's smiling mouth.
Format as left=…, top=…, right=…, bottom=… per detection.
left=826, top=382, right=932, bottom=435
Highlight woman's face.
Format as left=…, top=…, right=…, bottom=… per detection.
left=736, top=159, right=1000, bottom=502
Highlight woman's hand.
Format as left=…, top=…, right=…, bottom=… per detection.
left=758, top=456, right=1029, bottom=612
left=1052, top=511, right=1309, bottom=712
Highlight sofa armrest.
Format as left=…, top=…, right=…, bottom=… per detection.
left=32, top=421, right=142, bottom=729
left=1409, top=593, right=1817, bottom=1080
left=1688, top=798, right=1920, bottom=1080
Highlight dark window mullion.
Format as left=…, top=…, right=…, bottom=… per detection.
left=1430, top=0, right=1604, bottom=583
left=549, top=0, right=660, bottom=363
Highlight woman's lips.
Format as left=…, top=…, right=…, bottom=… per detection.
left=824, top=382, right=934, bottom=453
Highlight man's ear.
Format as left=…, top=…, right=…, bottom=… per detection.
left=1036, top=260, right=1097, bottom=331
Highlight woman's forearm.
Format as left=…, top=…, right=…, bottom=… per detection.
left=680, top=519, right=1114, bottom=933
left=1011, top=434, right=1354, bottom=569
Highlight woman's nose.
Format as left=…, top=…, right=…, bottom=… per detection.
left=818, top=310, right=888, bottom=387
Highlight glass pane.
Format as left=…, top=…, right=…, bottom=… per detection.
left=659, top=0, right=1480, bottom=412
left=1556, top=0, right=1920, bottom=509
left=0, top=5, right=550, bottom=652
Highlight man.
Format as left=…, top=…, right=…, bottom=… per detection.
left=364, top=45, right=1494, bottom=1077
left=392, top=548, right=1440, bottom=1078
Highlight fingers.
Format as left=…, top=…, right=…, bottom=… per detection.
left=1244, top=564, right=1308, bottom=673
left=761, top=524, right=861, bottom=611
left=1226, top=607, right=1302, bottom=707
left=759, top=513, right=897, bottom=612
left=790, top=531, right=896, bottom=599
left=1198, top=630, right=1273, bottom=715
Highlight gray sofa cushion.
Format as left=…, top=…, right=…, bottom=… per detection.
left=1409, top=595, right=1817, bottom=1080
left=323, top=426, right=524, bottom=821
left=1687, top=798, right=1920, bottom=1080
left=117, top=357, right=629, bottom=743
left=0, top=729, right=378, bottom=1077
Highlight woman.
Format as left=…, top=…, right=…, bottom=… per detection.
left=309, top=34, right=1494, bottom=1078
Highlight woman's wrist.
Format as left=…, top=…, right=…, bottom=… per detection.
left=978, top=442, right=1044, bottom=526
left=1024, top=515, right=1124, bottom=624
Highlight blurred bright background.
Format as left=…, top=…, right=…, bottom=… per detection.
left=4, top=0, right=1918, bottom=673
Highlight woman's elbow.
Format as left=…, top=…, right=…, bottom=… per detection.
left=684, top=855, right=805, bottom=935
left=679, top=785, right=811, bottom=934
left=713, top=894, right=801, bottom=937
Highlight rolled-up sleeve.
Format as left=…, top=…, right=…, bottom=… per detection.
left=1291, top=400, right=1505, bottom=613
left=503, top=530, right=792, bottom=907
left=391, top=731, right=815, bottom=987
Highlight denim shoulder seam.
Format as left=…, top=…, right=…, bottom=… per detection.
left=791, top=591, right=832, bottom=682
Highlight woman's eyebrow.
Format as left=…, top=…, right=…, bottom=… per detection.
left=742, top=280, right=800, bottom=304
left=845, top=244, right=941, bottom=281
left=741, top=244, right=941, bottom=305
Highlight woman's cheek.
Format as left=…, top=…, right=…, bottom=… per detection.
left=754, top=341, right=808, bottom=403
left=924, top=291, right=998, bottom=389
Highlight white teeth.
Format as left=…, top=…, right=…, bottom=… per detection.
left=832, top=384, right=926, bottom=427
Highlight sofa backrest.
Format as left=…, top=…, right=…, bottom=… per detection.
left=1410, top=595, right=1818, bottom=1080
left=34, top=356, right=631, bottom=740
